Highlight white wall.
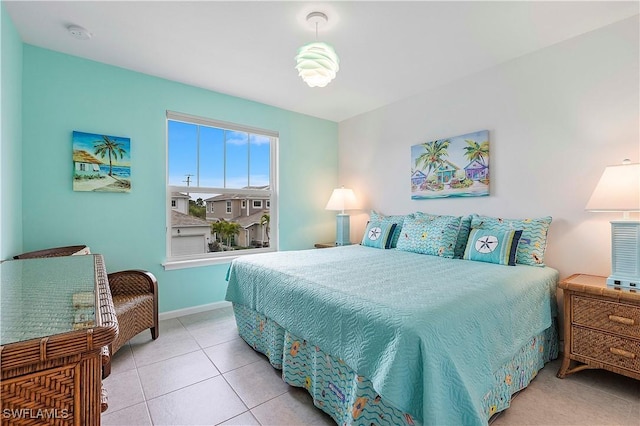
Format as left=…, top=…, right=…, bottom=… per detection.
left=339, top=16, right=639, bottom=280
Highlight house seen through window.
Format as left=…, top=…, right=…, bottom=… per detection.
left=167, top=111, right=277, bottom=261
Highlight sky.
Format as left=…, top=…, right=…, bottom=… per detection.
left=168, top=120, right=271, bottom=200
left=72, top=130, right=131, bottom=167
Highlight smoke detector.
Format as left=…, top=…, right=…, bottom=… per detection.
left=67, top=25, right=92, bottom=40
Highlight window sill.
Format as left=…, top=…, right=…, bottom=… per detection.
left=162, top=247, right=274, bottom=270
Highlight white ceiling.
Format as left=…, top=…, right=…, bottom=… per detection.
left=5, top=1, right=639, bottom=122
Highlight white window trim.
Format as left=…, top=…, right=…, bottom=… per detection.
left=164, top=111, right=279, bottom=269
left=252, top=200, right=262, bottom=208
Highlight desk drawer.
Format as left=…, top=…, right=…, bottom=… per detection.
left=572, top=326, right=640, bottom=373
left=573, top=296, right=640, bottom=339
left=1, top=364, right=76, bottom=425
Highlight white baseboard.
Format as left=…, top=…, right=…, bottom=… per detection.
left=159, top=300, right=232, bottom=321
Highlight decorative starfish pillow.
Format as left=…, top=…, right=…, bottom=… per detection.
left=463, top=228, right=523, bottom=266
left=361, top=221, right=398, bottom=249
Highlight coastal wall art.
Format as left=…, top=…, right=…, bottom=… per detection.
left=72, top=130, right=131, bottom=192
left=411, top=130, right=489, bottom=200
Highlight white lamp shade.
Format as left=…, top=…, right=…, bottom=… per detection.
left=295, top=42, right=339, bottom=88
left=585, top=162, right=640, bottom=212
left=325, top=188, right=357, bottom=213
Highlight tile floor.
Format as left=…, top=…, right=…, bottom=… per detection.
left=102, top=307, right=640, bottom=425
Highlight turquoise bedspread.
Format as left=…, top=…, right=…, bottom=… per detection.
left=225, top=245, right=558, bottom=425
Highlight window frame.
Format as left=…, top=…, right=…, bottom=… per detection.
left=164, top=111, right=278, bottom=270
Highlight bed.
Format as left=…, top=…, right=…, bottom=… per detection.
left=225, top=215, right=558, bottom=425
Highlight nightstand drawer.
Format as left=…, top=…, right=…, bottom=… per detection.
left=572, top=295, right=640, bottom=339
left=572, top=326, right=640, bottom=373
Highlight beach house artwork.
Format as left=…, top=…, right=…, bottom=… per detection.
left=72, top=131, right=131, bottom=192
left=411, top=130, right=489, bottom=199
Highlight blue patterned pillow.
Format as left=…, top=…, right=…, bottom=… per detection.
left=463, top=228, right=523, bottom=266
left=361, top=221, right=397, bottom=249
left=369, top=211, right=414, bottom=248
left=415, top=212, right=472, bottom=259
left=470, top=215, right=552, bottom=266
left=396, top=215, right=461, bottom=258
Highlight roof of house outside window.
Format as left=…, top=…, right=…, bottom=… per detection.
left=171, top=210, right=210, bottom=227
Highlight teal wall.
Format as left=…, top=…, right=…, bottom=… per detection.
left=21, top=45, right=338, bottom=313
left=0, top=3, right=23, bottom=259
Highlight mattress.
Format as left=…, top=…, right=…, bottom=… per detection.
left=225, top=245, right=559, bottom=425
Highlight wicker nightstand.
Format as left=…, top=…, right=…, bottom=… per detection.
left=314, top=242, right=337, bottom=248
left=557, top=274, right=640, bottom=380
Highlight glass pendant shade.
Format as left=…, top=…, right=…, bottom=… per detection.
left=295, top=42, right=339, bottom=88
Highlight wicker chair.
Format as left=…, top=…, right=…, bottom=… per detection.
left=104, top=269, right=158, bottom=377
left=12, top=246, right=159, bottom=379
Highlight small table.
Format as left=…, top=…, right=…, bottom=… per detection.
left=314, top=242, right=337, bottom=248
left=314, top=242, right=355, bottom=248
left=556, top=274, right=640, bottom=380
left=1, top=255, right=117, bottom=425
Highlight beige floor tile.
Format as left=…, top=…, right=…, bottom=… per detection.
left=204, top=337, right=264, bottom=373
left=129, top=318, right=185, bottom=344
left=130, top=323, right=200, bottom=367
left=568, top=367, right=640, bottom=403
left=493, top=364, right=634, bottom=425
left=102, top=369, right=145, bottom=413
left=138, top=350, right=220, bottom=399
left=217, top=411, right=261, bottom=425
left=110, top=344, right=136, bottom=375
left=178, top=306, right=235, bottom=330
left=101, top=402, right=152, bottom=426
left=187, top=318, right=241, bottom=348
left=251, top=388, right=335, bottom=425
left=224, top=357, right=290, bottom=408
left=147, top=376, right=247, bottom=425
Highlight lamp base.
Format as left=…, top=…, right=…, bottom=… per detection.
left=335, top=214, right=351, bottom=246
left=606, top=275, right=639, bottom=289
left=606, top=220, right=640, bottom=289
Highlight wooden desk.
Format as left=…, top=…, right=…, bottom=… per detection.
left=1, top=254, right=118, bottom=425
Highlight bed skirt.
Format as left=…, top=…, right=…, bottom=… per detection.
left=232, top=303, right=558, bottom=425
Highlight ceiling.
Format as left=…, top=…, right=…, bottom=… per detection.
left=5, top=1, right=639, bottom=122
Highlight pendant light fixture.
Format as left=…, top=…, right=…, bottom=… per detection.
left=295, top=12, right=339, bottom=88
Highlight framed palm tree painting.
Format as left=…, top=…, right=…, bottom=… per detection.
left=72, top=130, right=131, bottom=192
left=411, top=130, right=489, bottom=199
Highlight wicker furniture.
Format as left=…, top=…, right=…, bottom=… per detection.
left=13, top=245, right=88, bottom=259
left=557, top=274, right=640, bottom=380
left=11, top=245, right=159, bottom=378
left=0, top=255, right=117, bottom=425
left=314, top=242, right=337, bottom=248
left=104, top=269, right=159, bottom=377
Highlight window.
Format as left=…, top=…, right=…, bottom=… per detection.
left=165, top=111, right=277, bottom=268
left=171, top=200, right=176, bottom=207
left=266, top=200, right=271, bottom=208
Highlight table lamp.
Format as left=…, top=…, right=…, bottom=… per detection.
left=585, top=159, right=640, bottom=288
left=325, top=187, right=358, bottom=246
